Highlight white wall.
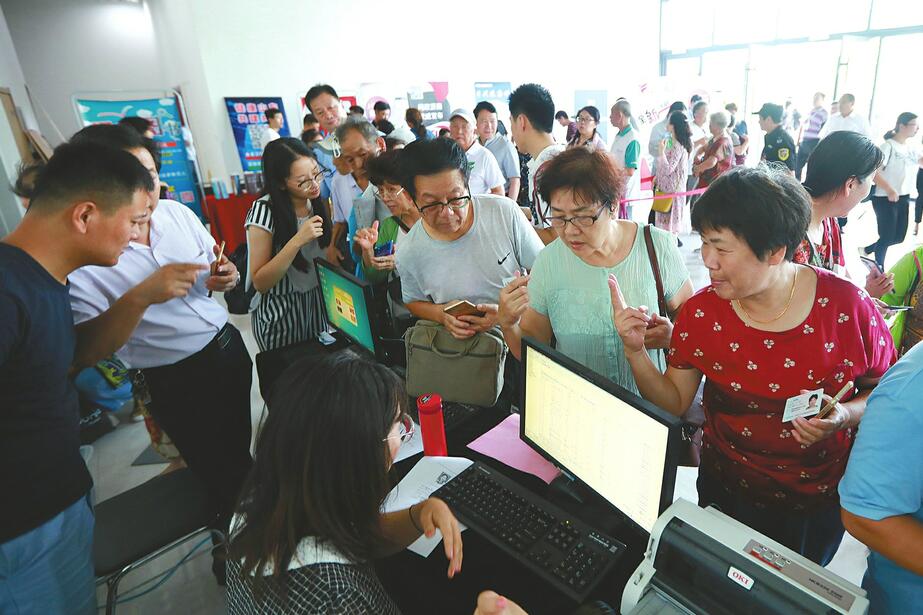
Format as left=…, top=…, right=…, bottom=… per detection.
left=2, top=0, right=165, bottom=143
left=1, top=0, right=662, bottom=182
left=0, top=3, right=30, bottom=235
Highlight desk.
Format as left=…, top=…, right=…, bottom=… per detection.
left=379, top=409, right=648, bottom=615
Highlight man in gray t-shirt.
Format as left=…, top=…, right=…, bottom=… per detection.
left=396, top=138, right=543, bottom=340
left=475, top=101, right=521, bottom=201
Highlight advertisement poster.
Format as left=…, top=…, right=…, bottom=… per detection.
left=473, top=82, right=512, bottom=120
left=574, top=90, right=608, bottom=144
left=76, top=97, right=204, bottom=220
left=224, top=97, right=290, bottom=173
left=407, top=82, right=451, bottom=128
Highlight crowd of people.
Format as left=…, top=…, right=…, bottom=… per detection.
left=2, top=78, right=922, bottom=615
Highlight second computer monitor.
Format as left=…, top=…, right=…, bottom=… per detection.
left=520, top=338, right=681, bottom=534
left=315, top=257, right=378, bottom=357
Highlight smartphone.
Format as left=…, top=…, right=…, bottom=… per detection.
left=374, top=241, right=395, bottom=257
left=859, top=256, right=882, bottom=275
left=885, top=305, right=913, bottom=312
left=443, top=300, right=486, bottom=318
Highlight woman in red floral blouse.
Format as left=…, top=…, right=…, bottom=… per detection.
left=611, top=165, right=896, bottom=565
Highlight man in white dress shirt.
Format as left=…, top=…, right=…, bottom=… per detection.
left=261, top=108, right=283, bottom=150
left=67, top=125, right=251, bottom=538
left=448, top=108, right=504, bottom=196
left=818, top=93, right=871, bottom=139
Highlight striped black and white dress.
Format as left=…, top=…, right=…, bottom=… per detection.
left=245, top=198, right=328, bottom=352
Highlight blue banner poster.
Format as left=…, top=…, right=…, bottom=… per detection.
left=76, top=97, right=204, bottom=220
left=224, top=97, right=290, bottom=173
left=473, top=82, right=512, bottom=119
left=574, top=90, right=608, bottom=144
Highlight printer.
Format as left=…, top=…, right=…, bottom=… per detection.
left=621, top=499, right=869, bottom=615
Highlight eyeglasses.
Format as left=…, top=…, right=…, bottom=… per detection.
left=576, top=116, right=596, bottom=124
left=383, top=414, right=415, bottom=444
left=416, top=192, right=472, bottom=217
left=373, top=185, right=405, bottom=200
left=546, top=203, right=611, bottom=229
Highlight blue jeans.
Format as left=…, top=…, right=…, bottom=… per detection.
left=0, top=494, right=96, bottom=615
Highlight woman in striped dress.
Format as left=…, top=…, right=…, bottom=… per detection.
left=246, top=138, right=332, bottom=351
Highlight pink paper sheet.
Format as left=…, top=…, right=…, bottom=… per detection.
left=467, top=414, right=561, bottom=484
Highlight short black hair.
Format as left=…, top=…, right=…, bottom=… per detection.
left=29, top=141, right=153, bottom=213
left=555, top=110, right=569, bottom=120
left=399, top=137, right=469, bottom=200
left=691, top=165, right=810, bottom=262
left=118, top=116, right=152, bottom=135
left=12, top=161, right=43, bottom=199
left=264, top=108, right=282, bottom=121
left=71, top=123, right=162, bottom=173
left=508, top=83, right=555, bottom=134
left=373, top=101, right=390, bottom=112
left=305, top=84, right=339, bottom=109
left=303, top=113, right=318, bottom=126
left=803, top=131, right=882, bottom=199
left=473, top=101, right=497, bottom=119
left=349, top=105, right=365, bottom=115
left=366, top=149, right=404, bottom=187
left=668, top=100, right=687, bottom=114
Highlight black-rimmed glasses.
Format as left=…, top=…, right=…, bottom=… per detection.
left=545, top=203, right=611, bottom=229
left=415, top=192, right=472, bottom=217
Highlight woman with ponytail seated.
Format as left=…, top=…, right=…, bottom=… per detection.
left=246, top=138, right=333, bottom=351
left=797, top=131, right=892, bottom=297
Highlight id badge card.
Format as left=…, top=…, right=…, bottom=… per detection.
left=782, top=389, right=824, bottom=423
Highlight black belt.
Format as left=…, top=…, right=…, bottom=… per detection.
left=208, top=322, right=235, bottom=352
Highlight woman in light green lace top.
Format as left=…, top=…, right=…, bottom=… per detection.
left=498, top=148, right=693, bottom=393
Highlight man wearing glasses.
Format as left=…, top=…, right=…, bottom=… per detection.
left=334, top=118, right=392, bottom=278
left=395, top=138, right=544, bottom=340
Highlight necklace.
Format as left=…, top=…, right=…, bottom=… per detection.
left=734, top=267, right=799, bottom=324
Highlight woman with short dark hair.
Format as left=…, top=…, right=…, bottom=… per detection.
left=498, top=148, right=693, bottom=393
left=611, top=164, right=896, bottom=565
left=227, top=352, right=462, bottom=614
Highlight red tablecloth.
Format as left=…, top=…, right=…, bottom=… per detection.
left=204, top=193, right=255, bottom=253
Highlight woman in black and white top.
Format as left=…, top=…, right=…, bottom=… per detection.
left=246, top=138, right=333, bottom=351
left=227, top=352, right=463, bottom=614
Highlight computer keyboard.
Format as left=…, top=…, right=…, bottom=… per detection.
left=433, top=462, right=625, bottom=602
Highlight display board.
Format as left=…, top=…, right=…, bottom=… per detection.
left=76, top=96, right=204, bottom=219
left=224, top=97, right=290, bottom=173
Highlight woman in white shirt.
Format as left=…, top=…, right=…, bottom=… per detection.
left=866, top=112, right=923, bottom=269
left=246, top=138, right=332, bottom=351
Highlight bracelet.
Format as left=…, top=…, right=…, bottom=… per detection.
left=408, top=503, right=423, bottom=533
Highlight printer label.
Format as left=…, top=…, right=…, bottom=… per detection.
left=727, top=566, right=754, bottom=591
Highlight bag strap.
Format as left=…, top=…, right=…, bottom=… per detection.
left=643, top=225, right=668, bottom=318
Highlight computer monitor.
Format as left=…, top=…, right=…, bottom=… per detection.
left=314, top=257, right=379, bottom=358
left=519, top=338, right=682, bottom=535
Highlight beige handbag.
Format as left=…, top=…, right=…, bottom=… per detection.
left=404, top=320, right=507, bottom=407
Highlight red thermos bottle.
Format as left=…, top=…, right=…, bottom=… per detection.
left=417, top=394, right=448, bottom=457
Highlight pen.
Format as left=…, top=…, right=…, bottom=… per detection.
left=817, top=381, right=853, bottom=419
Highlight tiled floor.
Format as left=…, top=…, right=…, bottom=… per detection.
left=88, top=212, right=921, bottom=613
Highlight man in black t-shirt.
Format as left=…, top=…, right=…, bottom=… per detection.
left=754, top=102, right=796, bottom=174
left=0, top=142, right=152, bottom=614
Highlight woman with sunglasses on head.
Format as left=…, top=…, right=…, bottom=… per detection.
left=498, top=148, right=693, bottom=393
left=566, top=106, right=608, bottom=152
left=246, top=137, right=332, bottom=351
left=227, top=351, right=463, bottom=614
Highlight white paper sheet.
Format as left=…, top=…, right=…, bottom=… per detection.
left=383, top=456, right=473, bottom=557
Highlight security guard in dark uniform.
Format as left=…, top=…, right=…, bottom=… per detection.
left=754, top=102, right=796, bottom=172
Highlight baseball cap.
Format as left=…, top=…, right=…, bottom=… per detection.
left=752, top=103, right=783, bottom=123
left=449, top=108, right=475, bottom=125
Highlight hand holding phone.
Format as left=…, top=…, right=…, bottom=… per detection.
left=374, top=240, right=395, bottom=257
left=443, top=300, right=486, bottom=319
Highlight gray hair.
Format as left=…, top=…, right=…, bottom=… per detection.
left=710, top=111, right=729, bottom=130
left=614, top=99, right=632, bottom=118
left=335, top=116, right=379, bottom=144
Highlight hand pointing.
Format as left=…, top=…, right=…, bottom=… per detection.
left=608, top=273, right=651, bottom=354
